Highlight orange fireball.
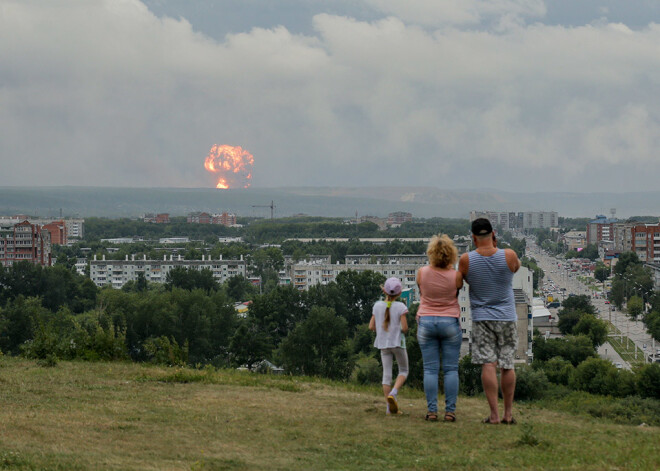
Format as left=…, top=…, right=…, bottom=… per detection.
left=204, top=144, right=254, bottom=189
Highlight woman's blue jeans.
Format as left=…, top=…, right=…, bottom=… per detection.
left=417, top=316, right=462, bottom=413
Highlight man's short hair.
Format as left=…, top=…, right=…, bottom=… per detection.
left=471, top=218, right=493, bottom=236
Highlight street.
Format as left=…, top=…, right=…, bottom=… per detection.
left=527, top=240, right=657, bottom=368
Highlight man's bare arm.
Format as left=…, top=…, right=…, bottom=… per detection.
left=505, top=249, right=521, bottom=273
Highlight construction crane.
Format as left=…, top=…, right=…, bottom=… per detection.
left=251, top=200, right=275, bottom=219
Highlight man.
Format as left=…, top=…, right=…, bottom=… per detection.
left=458, top=218, right=521, bottom=424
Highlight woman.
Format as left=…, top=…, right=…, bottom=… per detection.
left=416, top=234, right=463, bottom=422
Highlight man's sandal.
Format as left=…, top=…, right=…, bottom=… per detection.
left=444, top=412, right=456, bottom=422
left=501, top=417, right=517, bottom=425
left=425, top=412, right=439, bottom=422
left=482, top=417, right=500, bottom=424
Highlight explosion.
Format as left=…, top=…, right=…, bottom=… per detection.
left=204, top=144, right=254, bottom=189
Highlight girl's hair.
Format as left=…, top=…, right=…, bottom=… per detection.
left=382, top=294, right=399, bottom=331
left=426, top=233, right=458, bottom=268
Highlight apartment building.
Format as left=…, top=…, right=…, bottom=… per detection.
left=144, top=213, right=170, bottom=224
left=0, top=217, right=84, bottom=242
left=612, top=222, right=634, bottom=252
left=587, top=215, right=618, bottom=245
left=89, top=254, right=247, bottom=289
left=562, top=231, right=586, bottom=251
left=0, top=220, right=52, bottom=267
left=213, top=212, right=237, bottom=227
left=631, top=224, right=660, bottom=263
left=42, top=220, right=67, bottom=245
left=645, top=263, right=660, bottom=291
left=470, top=211, right=558, bottom=231
left=387, top=212, right=413, bottom=226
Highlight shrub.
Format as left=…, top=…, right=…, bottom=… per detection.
left=515, top=365, right=549, bottom=401
left=143, top=336, right=189, bottom=366
left=636, top=363, right=660, bottom=399
left=569, top=357, right=617, bottom=395
left=353, top=355, right=382, bottom=385
left=459, top=355, right=482, bottom=396
left=537, top=357, right=574, bottom=385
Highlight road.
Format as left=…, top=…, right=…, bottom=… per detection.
left=527, top=241, right=658, bottom=366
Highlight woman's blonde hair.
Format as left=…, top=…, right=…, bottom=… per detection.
left=426, top=234, right=458, bottom=268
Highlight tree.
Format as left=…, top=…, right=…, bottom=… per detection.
left=533, top=335, right=596, bottom=366
left=557, top=311, right=583, bottom=336
left=572, top=314, right=608, bottom=347
left=165, top=267, right=218, bottom=292
left=613, top=252, right=640, bottom=278
left=279, top=306, right=354, bottom=380
left=560, top=295, right=596, bottom=316
left=225, top=275, right=256, bottom=302
left=229, top=320, right=272, bottom=370
left=334, top=270, right=386, bottom=329
left=594, top=265, right=610, bottom=283
left=580, top=244, right=599, bottom=261
left=627, top=295, right=644, bottom=320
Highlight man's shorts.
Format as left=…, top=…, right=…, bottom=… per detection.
left=471, top=320, right=518, bottom=370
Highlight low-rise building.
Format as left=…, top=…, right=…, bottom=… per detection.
left=89, top=254, right=247, bottom=289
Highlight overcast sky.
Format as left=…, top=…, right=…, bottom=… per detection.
left=2, top=0, right=660, bottom=192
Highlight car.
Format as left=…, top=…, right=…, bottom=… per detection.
left=547, top=302, right=561, bottom=309
left=614, top=362, right=623, bottom=369
left=604, top=300, right=610, bottom=304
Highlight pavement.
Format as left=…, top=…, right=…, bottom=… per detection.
left=597, top=342, right=628, bottom=370
left=528, top=242, right=658, bottom=365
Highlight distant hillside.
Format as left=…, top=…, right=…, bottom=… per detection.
left=1, top=186, right=659, bottom=219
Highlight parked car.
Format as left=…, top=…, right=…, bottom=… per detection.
left=547, top=302, right=561, bottom=309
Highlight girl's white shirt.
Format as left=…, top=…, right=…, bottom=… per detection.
left=372, top=300, right=408, bottom=349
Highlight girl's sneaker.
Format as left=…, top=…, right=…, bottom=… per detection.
left=386, top=395, right=399, bottom=414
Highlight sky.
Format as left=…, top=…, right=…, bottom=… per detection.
left=2, top=0, right=660, bottom=193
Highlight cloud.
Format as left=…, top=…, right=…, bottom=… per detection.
left=1, top=0, right=660, bottom=193
left=363, top=0, right=547, bottom=27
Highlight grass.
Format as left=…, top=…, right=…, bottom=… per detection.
left=0, top=357, right=658, bottom=470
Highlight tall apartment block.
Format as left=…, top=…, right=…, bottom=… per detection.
left=470, top=211, right=558, bottom=231
left=631, top=223, right=660, bottom=263
left=0, top=220, right=52, bottom=267
left=586, top=215, right=618, bottom=245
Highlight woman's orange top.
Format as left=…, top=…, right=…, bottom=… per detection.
left=417, top=265, right=460, bottom=317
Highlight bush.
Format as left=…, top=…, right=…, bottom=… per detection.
left=353, top=355, right=382, bottom=385
left=143, top=336, right=189, bottom=366
left=459, top=355, right=482, bottom=396
left=636, top=363, right=660, bottom=399
left=545, top=391, right=660, bottom=426
left=569, top=357, right=617, bottom=395
left=536, top=357, right=574, bottom=385
left=515, top=365, right=550, bottom=401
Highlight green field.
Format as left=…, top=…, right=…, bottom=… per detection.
left=0, top=357, right=658, bottom=470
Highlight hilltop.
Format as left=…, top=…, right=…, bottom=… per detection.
left=0, top=358, right=657, bottom=470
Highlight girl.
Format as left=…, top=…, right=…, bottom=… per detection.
left=369, top=277, right=409, bottom=415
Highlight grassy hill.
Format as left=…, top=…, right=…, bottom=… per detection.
left=0, top=357, right=657, bottom=470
